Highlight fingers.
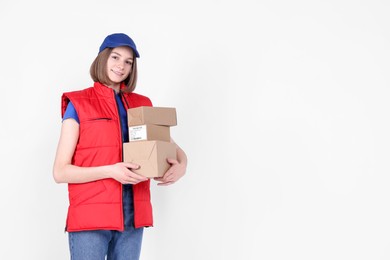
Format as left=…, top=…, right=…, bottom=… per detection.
left=154, top=160, right=183, bottom=185
left=154, top=170, right=175, bottom=186
left=121, top=163, right=147, bottom=184
left=157, top=181, right=175, bottom=186
left=121, top=162, right=140, bottom=170
left=154, top=177, right=174, bottom=186
left=123, top=177, right=147, bottom=185
left=162, top=171, right=175, bottom=182
left=125, top=169, right=148, bottom=182
left=122, top=175, right=148, bottom=185
left=166, top=158, right=178, bottom=165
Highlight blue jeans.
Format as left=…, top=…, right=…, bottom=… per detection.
left=68, top=185, right=144, bottom=260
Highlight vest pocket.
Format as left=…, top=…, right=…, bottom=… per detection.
left=84, top=117, right=113, bottom=121
left=79, top=117, right=117, bottom=148
left=69, top=181, right=106, bottom=206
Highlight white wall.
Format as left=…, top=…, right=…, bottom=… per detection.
left=1, top=0, right=389, bottom=259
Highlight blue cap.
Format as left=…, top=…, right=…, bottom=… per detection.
left=99, top=33, right=140, bottom=58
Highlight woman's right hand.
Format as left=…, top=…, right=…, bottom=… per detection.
left=108, top=162, right=148, bottom=184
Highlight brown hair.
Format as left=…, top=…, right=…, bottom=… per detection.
left=90, top=48, right=138, bottom=93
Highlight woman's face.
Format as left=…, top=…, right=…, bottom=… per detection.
left=106, top=46, right=134, bottom=89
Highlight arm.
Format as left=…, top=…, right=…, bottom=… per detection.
left=154, top=138, right=188, bottom=186
left=52, top=119, right=147, bottom=184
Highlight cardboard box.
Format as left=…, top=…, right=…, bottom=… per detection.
left=129, top=124, right=170, bottom=142
left=123, top=141, right=177, bottom=178
left=127, top=106, right=177, bottom=127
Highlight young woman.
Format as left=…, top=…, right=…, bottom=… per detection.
left=53, top=33, right=187, bottom=260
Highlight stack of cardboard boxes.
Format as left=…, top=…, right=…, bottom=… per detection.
left=123, top=106, right=177, bottom=178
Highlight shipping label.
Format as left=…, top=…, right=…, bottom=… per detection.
left=129, top=125, right=147, bottom=141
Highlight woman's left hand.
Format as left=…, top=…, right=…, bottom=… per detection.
left=154, top=158, right=186, bottom=186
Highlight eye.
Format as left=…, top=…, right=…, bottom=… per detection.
left=111, top=55, right=119, bottom=60
left=126, top=60, right=133, bottom=65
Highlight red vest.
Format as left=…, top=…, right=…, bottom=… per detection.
left=61, top=82, right=153, bottom=231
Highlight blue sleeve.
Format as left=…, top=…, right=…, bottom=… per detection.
left=62, top=101, right=80, bottom=124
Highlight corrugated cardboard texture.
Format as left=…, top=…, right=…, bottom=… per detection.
left=123, top=141, right=177, bottom=177
left=129, top=124, right=170, bottom=142
left=127, top=106, right=177, bottom=127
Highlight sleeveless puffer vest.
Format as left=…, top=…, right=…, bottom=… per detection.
left=61, top=82, right=153, bottom=231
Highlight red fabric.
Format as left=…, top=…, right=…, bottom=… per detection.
left=61, top=82, right=153, bottom=231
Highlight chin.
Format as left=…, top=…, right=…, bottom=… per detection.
left=109, top=77, right=124, bottom=83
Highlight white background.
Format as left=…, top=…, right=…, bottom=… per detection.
left=0, top=0, right=389, bottom=259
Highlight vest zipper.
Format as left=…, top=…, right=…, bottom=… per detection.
left=114, top=91, right=125, bottom=145
left=113, top=89, right=125, bottom=231
left=119, top=91, right=138, bottom=229
left=121, top=91, right=130, bottom=110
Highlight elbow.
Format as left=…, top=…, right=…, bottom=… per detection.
left=52, top=167, right=65, bottom=184
left=53, top=176, right=62, bottom=184
left=53, top=172, right=62, bottom=184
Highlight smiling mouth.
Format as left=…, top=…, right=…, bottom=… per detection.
left=111, top=69, right=124, bottom=76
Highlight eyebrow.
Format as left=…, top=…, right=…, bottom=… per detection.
left=111, top=51, right=133, bottom=60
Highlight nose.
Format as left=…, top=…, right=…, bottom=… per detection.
left=117, top=62, right=124, bottom=70
left=115, top=60, right=126, bottom=70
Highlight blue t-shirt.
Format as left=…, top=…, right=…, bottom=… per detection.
left=62, top=102, right=80, bottom=123
left=63, top=93, right=129, bottom=142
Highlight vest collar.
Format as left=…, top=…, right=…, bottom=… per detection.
left=93, top=82, right=127, bottom=97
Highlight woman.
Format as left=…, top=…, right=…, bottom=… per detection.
left=53, top=33, right=187, bottom=260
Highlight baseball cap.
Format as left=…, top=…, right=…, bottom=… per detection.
left=99, top=33, right=140, bottom=58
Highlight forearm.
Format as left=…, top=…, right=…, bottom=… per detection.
left=171, top=137, right=187, bottom=165
left=176, top=144, right=187, bottom=166
left=53, top=163, right=111, bottom=184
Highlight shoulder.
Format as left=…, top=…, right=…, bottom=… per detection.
left=124, top=92, right=153, bottom=107
left=61, top=87, right=94, bottom=116
left=63, top=86, right=94, bottom=99
left=62, top=86, right=95, bottom=107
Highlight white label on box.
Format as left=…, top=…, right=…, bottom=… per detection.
left=129, top=125, right=147, bottom=141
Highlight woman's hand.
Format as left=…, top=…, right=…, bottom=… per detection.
left=109, top=162, right=148, bottom=184
left=154, top=139, right=188, bottom=186
left=154, top=158, right=186, bottom=186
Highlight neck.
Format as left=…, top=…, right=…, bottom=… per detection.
left=108, top=83, right=120, bottom=93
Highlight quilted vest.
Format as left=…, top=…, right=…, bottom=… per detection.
left=61, top=82, right=153, bottom=231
